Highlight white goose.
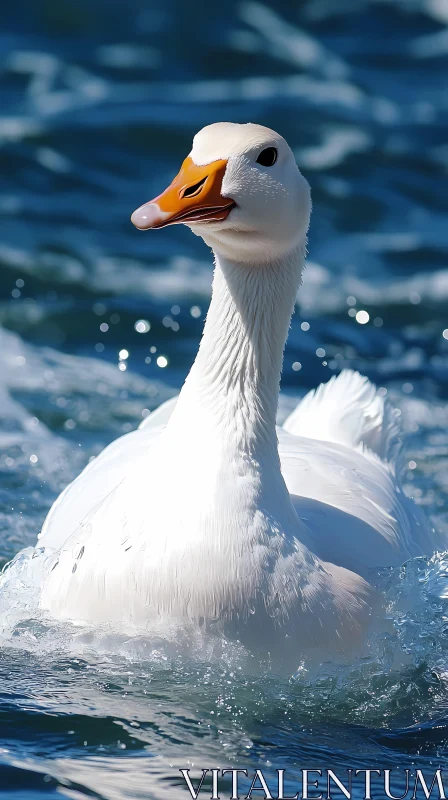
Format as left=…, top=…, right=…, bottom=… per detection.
left=36, top=123, right=437, bottom=660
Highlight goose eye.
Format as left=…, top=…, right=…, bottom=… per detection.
left=256, top=147, right=278, bottom=167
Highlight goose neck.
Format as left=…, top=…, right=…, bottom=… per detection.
left=168, top=243, right=305, bottom=457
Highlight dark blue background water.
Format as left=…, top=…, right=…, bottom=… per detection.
left=1, top=0, right=448, bottom=797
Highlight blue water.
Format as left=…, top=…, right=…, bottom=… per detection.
left=1, top=0, right=448, bottom=796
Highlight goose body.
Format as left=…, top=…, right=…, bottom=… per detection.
left=35, top=123, right=437, bottom=659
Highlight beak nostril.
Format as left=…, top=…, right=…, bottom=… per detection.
left=180, top=176, right=208, bottom=199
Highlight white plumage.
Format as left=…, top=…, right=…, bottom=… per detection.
left=34, top=123, right=438, bottom=661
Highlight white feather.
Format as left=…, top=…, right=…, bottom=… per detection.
left=283, top=369, right=402, bottom=464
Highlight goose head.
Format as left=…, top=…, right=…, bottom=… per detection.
left=131, top=122, right=311, bottom=264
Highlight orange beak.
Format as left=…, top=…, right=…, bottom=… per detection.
left=131, top=156, right=235, bottom=230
